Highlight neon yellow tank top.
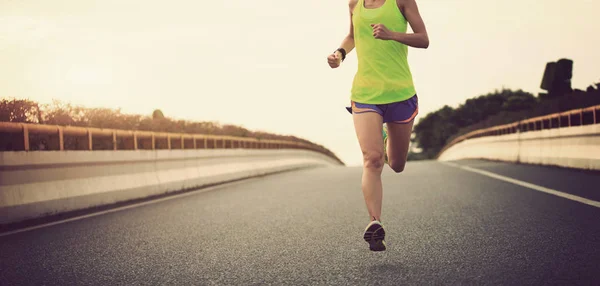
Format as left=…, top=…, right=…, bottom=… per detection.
left=351, top=0, right=416, bottom=104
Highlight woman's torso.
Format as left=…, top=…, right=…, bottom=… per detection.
left=351, top=0, right=416, bottom=104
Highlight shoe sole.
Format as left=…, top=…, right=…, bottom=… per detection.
left=363, top=224, right=386, bottom=251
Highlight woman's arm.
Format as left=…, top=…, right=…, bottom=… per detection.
left=328, top=0, right=358, bottom=68
left=338, top=0, right=358, bottom=54
left=372, top=0, right=429, bottom=49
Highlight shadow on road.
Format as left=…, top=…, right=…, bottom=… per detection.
left=368, top=261, right=405, bottom=277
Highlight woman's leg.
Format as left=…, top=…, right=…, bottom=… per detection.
left=353, top=111, right=385, bottom=221
left=385, top=120, right=414, bottom=173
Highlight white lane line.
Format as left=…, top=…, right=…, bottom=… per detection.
left=0, top=178, right=258, bottom=238
left=441, top=161, right=600, bottom=209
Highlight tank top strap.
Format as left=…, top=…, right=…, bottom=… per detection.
left=355, top=0, right=364, bottom=12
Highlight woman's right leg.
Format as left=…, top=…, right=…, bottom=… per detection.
left=352, top=111, right=385, bottom=222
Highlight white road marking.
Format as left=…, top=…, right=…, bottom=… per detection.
left=0, top=178, right=258, bottom=237
left=441, top=161, right=600, bottom=209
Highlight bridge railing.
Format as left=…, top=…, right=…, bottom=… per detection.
left=0, top=122, right=341, bottom=163
left=437, top=104, right=600, bottom=158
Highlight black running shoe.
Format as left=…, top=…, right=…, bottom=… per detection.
left=363, top=220, right=386, bottom=251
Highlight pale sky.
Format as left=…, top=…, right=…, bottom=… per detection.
left=1, top=0, right=598, bottom=166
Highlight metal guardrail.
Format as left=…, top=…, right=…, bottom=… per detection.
left=0, top=122, right=341, bottom=163
left=438, top=104, right=600, bottom=157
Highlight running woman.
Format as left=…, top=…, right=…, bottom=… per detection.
left=327, top=0, right=429, bottom=251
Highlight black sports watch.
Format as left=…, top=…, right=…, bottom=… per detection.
left=335, top=48, right=347, bottom=61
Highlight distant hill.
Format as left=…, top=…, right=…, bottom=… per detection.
left=411, top=86, right=600, bottom=160
left=411, top=58, right=599, bottom=160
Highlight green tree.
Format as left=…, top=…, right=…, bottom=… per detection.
left=0, top=98, right=41, bottom=123
left=412, top=89, right=536, bottom=160
left=0, top=97, right=343, bottom=162
left=42, top=100, right=78, bottom=126
left=152, top=109, right=164, bottom=120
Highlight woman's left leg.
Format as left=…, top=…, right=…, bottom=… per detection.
left=385, top=120, right=414, bottom=173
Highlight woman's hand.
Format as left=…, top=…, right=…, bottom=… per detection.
left=371, top=24, right=394, bottom=40
left=327, top=51, right=343, bottom=69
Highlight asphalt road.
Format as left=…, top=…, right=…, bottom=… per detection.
left=1, top=160, right=599, bottom=285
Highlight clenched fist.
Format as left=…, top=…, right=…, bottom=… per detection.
left=327, top=51, right=343, bottom=69
left=371, top=23, right=394, bottom=40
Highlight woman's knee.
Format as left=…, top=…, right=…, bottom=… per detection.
left=388, top=159, right=406, bottom=173
left=390, top=162, right=406, bottom=173
left=363, top=150, right=385, bottom=170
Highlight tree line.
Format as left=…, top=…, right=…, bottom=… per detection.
left=410, top=84, right=600, bottom=160
left=0, top=98, right=341, bottom=162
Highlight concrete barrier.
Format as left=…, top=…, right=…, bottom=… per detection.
left=438, top=124, right=600, bottom=170
left=0, top=149, right=341, bottom=225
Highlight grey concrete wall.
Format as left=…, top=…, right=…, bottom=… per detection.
left=438, top=124, right=600, bottom=170
left=0, top=149, right=341, bottom=225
